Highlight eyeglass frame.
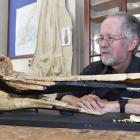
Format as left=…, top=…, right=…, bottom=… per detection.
left=95, top=35, right=126, bottom=45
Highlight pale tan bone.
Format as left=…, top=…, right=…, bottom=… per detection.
left=5, top=81, right=44, bottom=91
left=2, top=73, right=140, bottom=84
left=113, top=115, right=140, bottom=123
left=130, top=115, right=140, bottom=122
left=0, top=56, right=13, bottom=76
left=39, top=96, right=103, bottom=115
left=0, top=73, right=140, bottom=92
left=23, top=73, right=140, bottom=82
left=0, top=90, right=102, bottom=115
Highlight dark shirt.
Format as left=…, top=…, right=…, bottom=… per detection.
left=56, top=55, right=140, bottom=101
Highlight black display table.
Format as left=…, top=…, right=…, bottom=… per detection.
left=0, top=109, right=139, bottom=131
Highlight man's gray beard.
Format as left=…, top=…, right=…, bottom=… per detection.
left=101, top=56, right=115, bottom=66
left=101, top=52, right=128, bottom=66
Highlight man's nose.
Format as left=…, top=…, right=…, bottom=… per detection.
left=100, top=38, right=109, bottom=47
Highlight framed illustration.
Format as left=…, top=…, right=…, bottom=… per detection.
left=8, top=0, right=38, bottom=58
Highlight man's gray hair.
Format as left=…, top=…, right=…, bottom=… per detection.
left=108, top=12, right=140, bottom=53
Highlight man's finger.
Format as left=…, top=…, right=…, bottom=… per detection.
left=88, top=94, right=105, bottom=107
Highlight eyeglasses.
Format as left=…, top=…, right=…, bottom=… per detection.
left=95, top=35, right=126, bottom=45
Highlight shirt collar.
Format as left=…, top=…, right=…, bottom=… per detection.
left=126, top=55, right=140, bottom=73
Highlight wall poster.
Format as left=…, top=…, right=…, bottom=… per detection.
left=8, top=0, right=38, bottom=58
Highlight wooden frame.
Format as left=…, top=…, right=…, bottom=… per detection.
left=84, top=0, right=90, bottom=64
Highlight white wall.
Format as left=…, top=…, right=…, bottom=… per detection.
left=66, top=0, right=75, bottom=21
left=12, top=58, right=33, bottom=74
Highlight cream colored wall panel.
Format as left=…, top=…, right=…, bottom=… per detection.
left=0, top=0, right=8, bottom=55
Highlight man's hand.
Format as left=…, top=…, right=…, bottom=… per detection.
left=74, top=94, right=119, bottom=114
left=62, top=94, right=120, bottom=114
left=74, top=94, right=105, bottom=110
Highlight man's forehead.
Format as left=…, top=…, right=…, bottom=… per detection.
left=100, top=17, right=122, bottom=34
left=101, top=17, right=121, bottom=26
left=102, top=16, right=121, bottom=23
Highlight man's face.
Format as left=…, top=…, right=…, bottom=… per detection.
left=99, top=17, right=128, bottom=66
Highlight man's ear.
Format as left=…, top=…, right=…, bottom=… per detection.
left=128, top=37, right=139, bottom=52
